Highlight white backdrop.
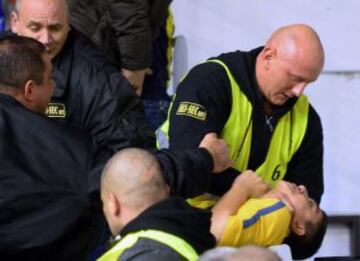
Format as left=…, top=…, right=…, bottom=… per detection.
left=171, top=0, right=360, bottom=258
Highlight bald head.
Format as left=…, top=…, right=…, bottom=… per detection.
left=12, top=0, right=70, bottom=60
left=267, top=24, right=324, bottom=76
left=256, top=24, right=325, bottom=106
left=15, top=0, right=69, bottom=15
left=101, top=148, right=168, bottom=210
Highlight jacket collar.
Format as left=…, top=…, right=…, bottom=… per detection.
left=52, top=29, right=76, bottom=98
left=118, top=197, right=215, bottom=254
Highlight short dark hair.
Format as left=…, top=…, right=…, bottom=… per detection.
left=284, top=210, right=328, bottom=260
left=0, top=34, right=46, bottom=89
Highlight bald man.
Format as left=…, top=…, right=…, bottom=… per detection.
left=99, top=148, right=216, bottom=261
left=158, top=24, right=325, bottom=203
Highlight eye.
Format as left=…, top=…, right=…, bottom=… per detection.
left=28, top=24, right=41, bottom=32
left=49, top=24, right=63, bottom=32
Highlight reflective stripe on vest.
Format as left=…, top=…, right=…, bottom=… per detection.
left=97, top=229, right=198, bottom=261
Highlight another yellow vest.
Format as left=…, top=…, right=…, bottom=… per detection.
left=158, top=59, right=309, bottom=187
left=97, top=229, right=198, bottom=261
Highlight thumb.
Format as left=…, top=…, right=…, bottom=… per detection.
left=205, top=132, right=218, bottom=139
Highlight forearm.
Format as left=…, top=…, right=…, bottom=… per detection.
left=211, top=185, right=249, bottom=242
left=155, top=147, right=213, bottom=198
left=210, top=170, right=270, bottom=242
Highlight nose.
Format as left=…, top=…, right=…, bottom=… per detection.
left=298, top=185, right=308, bottom=195
left=38, top=29, right=53, bottom=45
left=291, top=82, right=306, bottom=97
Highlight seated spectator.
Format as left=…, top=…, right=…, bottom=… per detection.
left=0, top=34, right=109, bottom=260
left=211, top=171, right=327, bottom=260
left=99, top=148, right=216, bottom=261
left=199, top=245, right=281, bottom=261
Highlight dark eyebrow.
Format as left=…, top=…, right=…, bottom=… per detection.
left=48, top=23, right=63, bottom=29
left=27, top=21, right=41, bottom=26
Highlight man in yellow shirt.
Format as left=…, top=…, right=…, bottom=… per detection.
left=211, top=171, right=327, bottom=260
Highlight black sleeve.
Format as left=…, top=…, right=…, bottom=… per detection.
left=106, top=0, right=152, bottom=69
left=80, top=63, right=155, bottom=153
left=285, top=105, right=324, bottom=203
left=154, top=148, right=213, bottom=198
left=168, top=62, right=232, bottom=149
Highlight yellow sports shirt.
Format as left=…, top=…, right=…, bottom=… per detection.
left=219, top=198, right=291, bottom=247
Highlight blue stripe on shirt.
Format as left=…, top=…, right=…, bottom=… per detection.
left=243, top=201, right=286, bottom=228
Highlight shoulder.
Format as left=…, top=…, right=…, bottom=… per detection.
left=176, top=61, right=231, bottom=102
left=308, top=103, right=322, bottom=125
left=184, top=61, right=229, bottom=85
left=304, top=102, right=323, bottom=140
left=54, top=29, right=132, bottom=94
left=63, top=28, right=119, bottom=72
left=120, top=238, right=184, bottom=261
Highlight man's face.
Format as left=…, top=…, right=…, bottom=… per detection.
left=260, top=49, right=322, bottom=106
left=277, top=181, right=322, bottom=226
left=11, top=0, right=70, bottom=60
left=32, top=53, right=54, bottom=114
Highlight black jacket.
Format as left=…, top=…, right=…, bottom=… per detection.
left=1, top=29, right=215, bottom=199
left=115, top=197, right=215, bottom=260
left=51, top=28, right=155, bottom=153
left=51, top=28, right=215, bottom=197
left=0, top=94, right=107, bottom=260
left=68, top=0, right=170, bottom=70
left=168, top=48, right=324, bottom=203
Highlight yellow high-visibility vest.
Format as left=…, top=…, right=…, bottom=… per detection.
left=98, top=229, right=198, bottom=261
left=157, top=59, right=309, bottom=207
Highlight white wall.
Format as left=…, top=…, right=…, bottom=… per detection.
left=172, top=0, right=360, bottom=258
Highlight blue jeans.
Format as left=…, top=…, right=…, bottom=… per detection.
left=142, top=100, right=170, bottom=131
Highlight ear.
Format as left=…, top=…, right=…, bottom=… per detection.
left=11, top=11, right=19, bottom=33
left=23, top=79, right=36, bottom=102
left=291, top=216, right=306, bottom=236
left=108, top=192, right=121, bottom=218
left=262, top=46, right=276, bottom=69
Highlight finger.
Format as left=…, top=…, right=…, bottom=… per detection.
left=145, top=68, right=153, bottom=75
left=205, top=132, right=217, bottom=139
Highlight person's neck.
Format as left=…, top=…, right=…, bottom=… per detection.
left=0, top=86, right=19, bottom=97
left=262, top=190, right=294, bottom=212
left=263, top=101, right=273, bottom=115
left=262, top=189, right=280, bottom=199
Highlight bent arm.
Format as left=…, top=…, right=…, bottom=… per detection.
left=211, top=171, right=270, bottom=242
